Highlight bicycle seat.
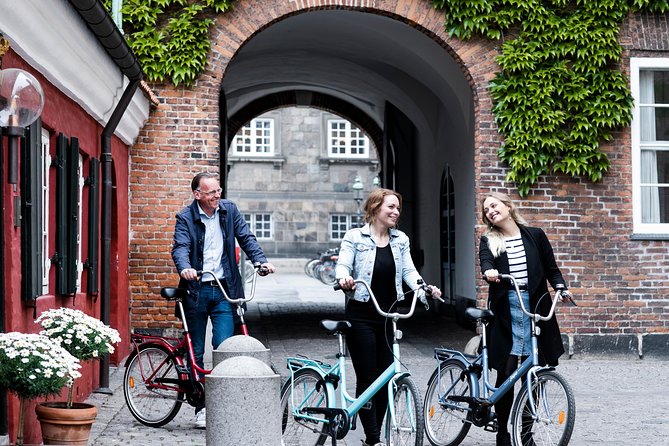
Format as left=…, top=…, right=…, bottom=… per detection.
left=161, top=287, right=188, bottom=301
left=320, top=320, right=351, bottom=334
left=465, top=307, right=495, bottom=324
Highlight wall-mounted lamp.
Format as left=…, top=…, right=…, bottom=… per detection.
left=372, top=175, right=380, bottom=188
left=0, top=68, right=44, bottom=184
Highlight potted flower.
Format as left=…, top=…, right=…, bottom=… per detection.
left=0, top=332, right=81, bottom=446
left=34, top=307, right=121, bottom=445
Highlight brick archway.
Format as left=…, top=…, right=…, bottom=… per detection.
left=129, top=1, right=499, bottom=331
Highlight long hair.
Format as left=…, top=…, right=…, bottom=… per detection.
left=363, top=188, right=402, bottom=226
left=481, top=192, right=527, bottom=257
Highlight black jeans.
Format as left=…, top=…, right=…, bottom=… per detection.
left=345, top=317, right=394, bottom=444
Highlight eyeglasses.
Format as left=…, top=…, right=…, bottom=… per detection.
left=196, top=188, right=222, bottom=197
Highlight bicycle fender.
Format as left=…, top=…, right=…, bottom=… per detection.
left=125, top=341, right=180, bottom=368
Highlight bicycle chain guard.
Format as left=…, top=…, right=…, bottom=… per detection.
left=186, top=380, right=205, bottom=407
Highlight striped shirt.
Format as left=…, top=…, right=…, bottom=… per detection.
left=504, top=236, right=527, bottom=283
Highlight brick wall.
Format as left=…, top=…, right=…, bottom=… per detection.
left=128, top=0, right=669, bottom=354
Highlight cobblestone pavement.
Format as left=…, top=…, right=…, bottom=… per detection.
left=86, top=273, right=669, bottom=445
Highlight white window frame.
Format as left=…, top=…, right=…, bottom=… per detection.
left=41, top=128, right=50, bottom=295
left=232, top=118, right=275, bottom=156
left=327, top=119, right=369, bottom=158
left=630, top=58, right=669, bottom=234
left=329, top=214, right=353, bottom=240
left=243, top=213, right=273, bottom=240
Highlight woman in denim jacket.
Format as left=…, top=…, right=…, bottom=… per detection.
left=335, top=188, right=441, bottom=446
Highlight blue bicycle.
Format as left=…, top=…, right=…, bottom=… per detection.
left=280, top=279, right=440, bottom=446
left=423, top=274, right=575, bottom=446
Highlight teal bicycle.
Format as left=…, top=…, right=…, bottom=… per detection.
left=423, top=274, right=576, bottom=446
left=280, top=279, right=441, bottom=446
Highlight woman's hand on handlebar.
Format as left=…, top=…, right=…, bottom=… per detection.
left=483, top=269, right=500, bottom=283
left=337, top=276, right=355, bottom=291
left=425, top=284, right=443, bottom=300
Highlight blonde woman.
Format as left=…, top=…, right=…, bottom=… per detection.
left=479, top=192, right=571, bottom=446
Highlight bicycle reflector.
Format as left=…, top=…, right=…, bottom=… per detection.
left=558, top=410, right=566, bottom=425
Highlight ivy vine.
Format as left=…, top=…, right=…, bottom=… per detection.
left=103, top=0, right=233, bottom=86
left=106, top=0, right=668, bottom=195
left=434, top=0, right=668, bottom=195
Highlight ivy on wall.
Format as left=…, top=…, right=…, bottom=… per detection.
left=107, top=0, right=668, bottom=195
left=103, top=0, right=233, bottom=85
left=434, top=0, right=668, bottom=195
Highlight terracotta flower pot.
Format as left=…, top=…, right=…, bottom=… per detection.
left=35, top=402, right=98, bottom=445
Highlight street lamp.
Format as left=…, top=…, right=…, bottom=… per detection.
left=0, top=68, right=45, bottom=184
left=372, top=175, right=380, bottom=188
left=352, top=175, right=364, bottom=227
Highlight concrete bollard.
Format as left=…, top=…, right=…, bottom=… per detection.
left=206, top=356, right=281, bottom=446
left=213, top=334, right=271, bottom=369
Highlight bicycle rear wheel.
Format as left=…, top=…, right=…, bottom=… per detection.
left=386, top=376, right=424, bottom=446
left=423, top=359, right=472, bottom=446
left=510, top=370, right=575, bottom=446
left=280, top=368, right=330, bottom=446
left=123, top=344, right=184, bottom=427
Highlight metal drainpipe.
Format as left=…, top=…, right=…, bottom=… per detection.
left=97, top=79, right=139, bottom=392
left=68, top=0, right=143, bottom=393
left=1, top=124, right=7, bottom=438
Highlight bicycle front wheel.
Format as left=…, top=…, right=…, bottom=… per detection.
left=386, top=376, right=424, bottom=446
left=510, top=370, right=575, bottom=446
left=123, top=344, right=184, bottom=427
left=280, top=368, right=330, bottom=446
left=424, top=359, right=472, bottom=446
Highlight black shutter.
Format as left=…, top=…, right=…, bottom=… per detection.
left=55, top=133, right=69, bottom=295
left=86, top=158, right=99, bottom=294
left=67, top=137, right=80, bottom=293
left=20, top=121, right=42, bottom=301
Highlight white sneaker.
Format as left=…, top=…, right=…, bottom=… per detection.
left=194, top=408, right=206, bottom=429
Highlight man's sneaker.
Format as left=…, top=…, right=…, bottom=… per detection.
left=194, top=408, right=206, bottom=429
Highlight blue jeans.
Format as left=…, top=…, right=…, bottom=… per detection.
left=508, top=289, right=532, bottom=356
left=186, top=283, right=235, bottom=370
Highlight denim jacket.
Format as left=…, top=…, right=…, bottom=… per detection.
left=335, top=224, right=426, bottom=305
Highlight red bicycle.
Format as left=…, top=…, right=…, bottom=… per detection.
left=123, top=263, right=267, bottom=427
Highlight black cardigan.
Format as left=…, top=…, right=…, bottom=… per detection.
left=479, top=225, right=567, bottom=371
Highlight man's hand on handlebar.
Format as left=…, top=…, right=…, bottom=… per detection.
left=180, top=268, right=198, bottom=281
left=258, top=262, right=276, bottom=276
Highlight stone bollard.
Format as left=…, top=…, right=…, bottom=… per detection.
left=206, top=356, right=281, bottom=445
left=213, top=334, right=271, bottom=369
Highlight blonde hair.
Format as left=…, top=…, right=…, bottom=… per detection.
left=364, top=188, right=402, bottom=226
left=481, top=192, right=527, bottom=257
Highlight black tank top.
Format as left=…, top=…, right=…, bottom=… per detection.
left=346, top=244, right=396, bottom=320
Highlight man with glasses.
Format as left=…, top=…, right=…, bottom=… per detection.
left=171, top=172, right=276, bottom=428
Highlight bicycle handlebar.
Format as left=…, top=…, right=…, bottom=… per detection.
left=497, top=274, right=568, bottom=321
left=333, top=279, right=440, bottom=319
left=197, top=263, right=267, bottom=305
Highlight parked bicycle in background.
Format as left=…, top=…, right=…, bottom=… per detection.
left=304, top=247, right=340, bottom=285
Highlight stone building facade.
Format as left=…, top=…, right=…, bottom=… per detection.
left=128, top=1, right=669, bottom=356
left=227, top=107, right=379, bottom=258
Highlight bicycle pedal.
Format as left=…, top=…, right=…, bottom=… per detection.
left=361, top=402, right=372, bottom=410
left=484, top=418, right=498, bottom=432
